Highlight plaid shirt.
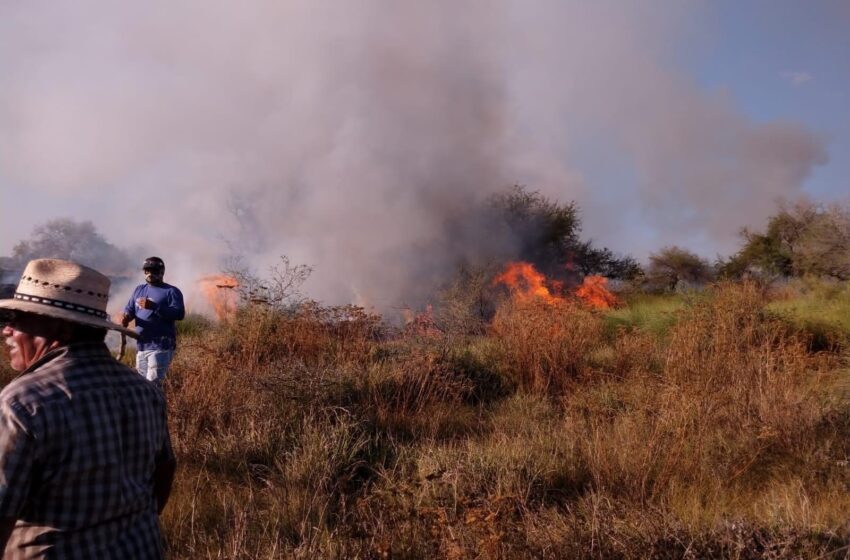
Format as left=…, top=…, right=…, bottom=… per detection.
left=0, top=342, right=174, bottom=559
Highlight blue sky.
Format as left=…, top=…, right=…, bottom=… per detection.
left=561, top=0, right=849, bottom=259
left=694, top=0, right=848, bottom=200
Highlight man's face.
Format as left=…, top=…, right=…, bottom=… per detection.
left=2, top=315, right=57, bottom=372
left=144, top=267, right=164, bottom=284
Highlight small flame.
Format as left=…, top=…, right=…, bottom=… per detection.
left=198, top=274, right=239, bottom=321
left=493, top=262, right=563, bottom=305
left=402, top=304, right=441, bottom=336
left=575, top=275, right=619, bottom=309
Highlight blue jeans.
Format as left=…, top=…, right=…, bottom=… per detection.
left=136, top=349, right=174, bottom=385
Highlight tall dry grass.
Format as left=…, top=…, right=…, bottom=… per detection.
left=491, top=298, right=605, bottom=392
left=0, top=284, right=836, bottom=558
left=568, top=285, right=850, bottom=528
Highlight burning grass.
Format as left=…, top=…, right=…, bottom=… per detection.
left=4, top=280, right=848, bottom=558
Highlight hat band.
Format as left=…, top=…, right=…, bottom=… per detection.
left=13, top=293, right=108, bottom=319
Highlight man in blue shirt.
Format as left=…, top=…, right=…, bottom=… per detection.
left=121, top=257, right=185, bottom=385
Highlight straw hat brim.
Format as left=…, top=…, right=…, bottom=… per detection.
left=0, top=298, right=138, bottom=339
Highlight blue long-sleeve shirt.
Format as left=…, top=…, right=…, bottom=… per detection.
left=123, top=282, right=185, bottom=351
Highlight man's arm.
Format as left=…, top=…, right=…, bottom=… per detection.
left=150, top=287, right=185, bottom=322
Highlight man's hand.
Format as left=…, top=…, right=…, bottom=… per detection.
left=120, top=313, right=132, bottom=328
left=136, top=297, right=156, bottom=310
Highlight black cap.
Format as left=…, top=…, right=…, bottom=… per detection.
left=143, top=257, right=165, bottom=271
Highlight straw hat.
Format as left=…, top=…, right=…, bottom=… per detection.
left=0, top=258, right=137, bottom=338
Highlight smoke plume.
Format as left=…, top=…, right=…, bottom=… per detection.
left=0, top=1, right=828, bottom=310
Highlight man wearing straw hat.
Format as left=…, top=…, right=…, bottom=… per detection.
left=0, top=259, right=175, bottom=558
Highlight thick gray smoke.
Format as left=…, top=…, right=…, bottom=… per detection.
left=0, top=1, right=829, bottom=310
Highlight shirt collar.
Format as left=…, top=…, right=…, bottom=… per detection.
left=20, top=341, right=112, bottom=375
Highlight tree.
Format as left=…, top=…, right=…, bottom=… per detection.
left=718, top=200, right=850, bottom=280
left=0, top=257, right=16, bottom=299
left=488, top=185, right=640, bottom=280
left=224, top=255, right=312, bottom=310
left=647, top=246, right=713, bottom=292
left=11, top=219, right=132, bottom=276
left=719, top=201, right=818, bottom=279
left=793, top=204, right=850, bottom=280
left=571, top=240, right=643, bottom=279
left=488, top=185, right=579, bottom=265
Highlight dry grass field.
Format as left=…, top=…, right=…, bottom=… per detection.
left=154, top=281, right=850, bottom=559
left=2, top=281, right=849, bottom=558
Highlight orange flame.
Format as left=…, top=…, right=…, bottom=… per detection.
left=494, top=262, right=619, bottom=310
left=493, top=262, right=563, bottom=305
left=198, top=274, right=239, bottom=321
left=575, top=275, right=619, bottom=309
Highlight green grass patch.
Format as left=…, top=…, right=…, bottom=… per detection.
left=767, top=281, right=850, bottom=347
left=603, top=293, right=688, bottom=337
left=177, top=312, right=214, bottom=337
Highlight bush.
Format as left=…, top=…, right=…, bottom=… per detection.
left=491, top=298, right=604, bottom=393
left=720, top=200, right=850, bottom=280
left=646, top=245, right=714, bottom=292
left=575, top=283, right=836, bottom=508
left=176, top=313, right=213, bottom=337
left=767, top=278, right=850, bottom=350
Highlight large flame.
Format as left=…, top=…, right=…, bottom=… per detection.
left=198, top=274, right=239, bottom=321
left=493, top=262, right=563, bottom=305
left=493, top=262, right=618, bottom=309
left=575, top=275, right=619, bottom=309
